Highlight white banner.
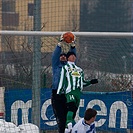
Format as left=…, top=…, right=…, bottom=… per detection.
left=0, top=87, right=5, bottom=118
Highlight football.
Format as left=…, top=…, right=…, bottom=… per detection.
left=63, top=32, right=75, bottom=43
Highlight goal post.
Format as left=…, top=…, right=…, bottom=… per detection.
left=1, top=30, right=133, bottom=37
left=1, top=31, right=133, bottom=133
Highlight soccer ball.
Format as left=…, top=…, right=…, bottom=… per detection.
left=63, top=32, right=75, bottom=43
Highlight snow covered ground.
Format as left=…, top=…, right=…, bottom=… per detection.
left=0, top=119, right=39, bottom=133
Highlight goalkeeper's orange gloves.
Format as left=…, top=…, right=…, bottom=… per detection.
left=57, top=33, right=64, bottom=47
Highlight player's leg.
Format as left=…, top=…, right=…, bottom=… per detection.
left=51, top=91, right=67, bottom=133
left=65, top=101, right=77, bottom=133
left=66, top=102, right=78, bottom=125
left=65, top=90, right=80, bottom=124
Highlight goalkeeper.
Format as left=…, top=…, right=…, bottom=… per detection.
left=57, top=51, right=98, bottom=133
left=51, top=32, right=76, bottom=133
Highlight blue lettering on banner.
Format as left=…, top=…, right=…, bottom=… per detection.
left=5, top=88, right=133, bottom=132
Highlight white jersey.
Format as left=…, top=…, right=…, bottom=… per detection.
left=72, top=118, right=96, bottom=133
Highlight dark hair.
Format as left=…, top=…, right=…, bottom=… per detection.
left=66, top=51, right=76, bottom=59
left=60, top=53, right=67, bottom=57
left=84, top=108, right=97, bottom=121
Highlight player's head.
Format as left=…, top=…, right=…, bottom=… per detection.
left=84, top=108, right=97, bottom=123
left=66, top=51, right=76, bottom=62
left=60, top=53, right=67, bottom=62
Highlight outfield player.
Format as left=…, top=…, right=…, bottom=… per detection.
left=72, top=108, right=97, bottom=133
left=51, top=33, right=76, bottom=133
left=57, top=52, right=98, bottom=133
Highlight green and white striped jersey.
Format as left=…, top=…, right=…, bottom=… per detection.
left=57, top=62, right=91, bottom=94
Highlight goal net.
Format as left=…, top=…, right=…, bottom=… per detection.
left=1, top=0, right=133, bottom=133
left=0, top=31, right=133, bottom=133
